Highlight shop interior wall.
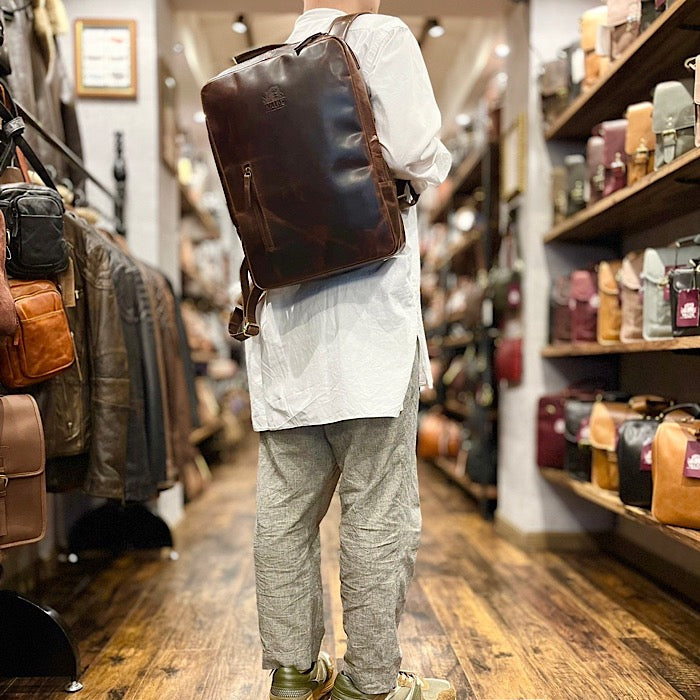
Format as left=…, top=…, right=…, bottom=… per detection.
left=59, top=0, right=179, bottom=284
left=496, top=0, right=614, bottom=539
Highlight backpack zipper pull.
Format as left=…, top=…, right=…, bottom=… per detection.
left=244, top=165, right=252, bottom=209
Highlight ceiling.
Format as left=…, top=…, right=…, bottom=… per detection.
left=167, top=1, right=510, bottom=169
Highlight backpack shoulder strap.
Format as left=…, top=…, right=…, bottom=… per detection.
left=328, top=12, right=369, bottom=40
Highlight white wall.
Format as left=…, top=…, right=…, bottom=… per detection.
left=60, top=0, right=177, bottom=275
left=496, top=0, right=615, bottom=535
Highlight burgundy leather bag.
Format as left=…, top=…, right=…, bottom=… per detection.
left=596, top=119, right=628, bottom=197
left=570, top=270, right=598, bottom=342
left=494, top=336, right=522, bottom=386
left=201, top=14, right=408, bottom=341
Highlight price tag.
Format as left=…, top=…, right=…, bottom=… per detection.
left=684, top=441, right=700, bottom=479
left=640, top=438, right=653, bottom=472
left=676, top=289, right=700, bottom=328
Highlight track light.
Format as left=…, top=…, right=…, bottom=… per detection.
left=232, top=15, right=248, bottom=34
left=427, top=18, right=445, bottom=38
left=495, top=43, right=511, bottom=58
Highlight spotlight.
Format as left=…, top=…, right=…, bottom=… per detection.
left=232, top=14, right=248, bottom=34
left=427, top=19, right=445, bottom=38
left=164, top=76, right=177, bottom=90
left=172, top=42, right=184, bottom=54
left=455, top=113, right=472, bottom=128
left=193, top=110, right=206, bottom=124
left=495, top=43, right=511, bottom=58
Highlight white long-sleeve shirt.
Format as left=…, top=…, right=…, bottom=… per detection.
left=246, top=8, right=452, bottom=432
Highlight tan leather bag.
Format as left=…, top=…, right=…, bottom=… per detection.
left=652, top=419, right=700, bottom=528
left=0, top=279, right=74, bottom=388
left=0, top=394, right=46, bottom=549
left=0, top=210, right=17, bottom=337
left=589, top=401, right=643, bottom=490
left=597, top=260, right=622, bottom=344
left=608, top=0, right=642, bottom=59
left=625, top=102, right=655, bottom=185
left=417, top=412, right=461, bottom=460
left=619, top=250, right=645, bottom=342
left=581, top=6, right=608, bottom=90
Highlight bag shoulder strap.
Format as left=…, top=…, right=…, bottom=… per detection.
left=329, top=12, right=369, bottom=40
left=228, top=258, right=265, bottom=342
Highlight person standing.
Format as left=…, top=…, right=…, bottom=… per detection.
left=247, top=2, right=454, bottom=698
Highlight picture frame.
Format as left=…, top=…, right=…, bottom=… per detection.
left=500, top=113, right=527, bottom=201
left=75, top=19, right=138, bottom=99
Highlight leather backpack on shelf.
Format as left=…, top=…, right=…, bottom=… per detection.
left=201, top=13, right=413, bottom=342
left=596, top=119, right=628, bottom=197
left=652, top=79, right=695, bottom=170
left=0, top=393, right=46, bottom=550
left=625, top=102, right=655, bottom=185
left=586, top=135, right=605, bottom=207
left=570, top=269, right=598, bottom=343
left=607, top=0, right=642, bottom=60
left=619, top=250, right=645, bottom=342
left=597, top=260, right=622, bottom=344
left=669, top=260, right=700, bottom=337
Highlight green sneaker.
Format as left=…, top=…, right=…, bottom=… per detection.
left=330, top=671, right=456, bottom=700
left=270, top=652, right=336, bottom=700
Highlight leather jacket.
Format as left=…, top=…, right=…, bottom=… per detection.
left=97, top=234, right=166, bottom=501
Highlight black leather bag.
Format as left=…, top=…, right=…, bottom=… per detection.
left=0, top=82, right=67, bottom=278
left=617, top=404, right=700, bottom=508
left=564, top=398, right=595, bottom=481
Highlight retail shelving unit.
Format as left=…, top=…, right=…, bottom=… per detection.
left=541, top=0, right=700, bottom=555
left=421, top=138, right=501, bottom=519
left=540, top=468, right=700, bottom=552
left=180, top=182, right=221, bottom=239
left=545, top=0, right=700, bottom=141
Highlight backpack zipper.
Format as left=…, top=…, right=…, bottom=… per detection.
left=243, top=164, right=276, bottom=252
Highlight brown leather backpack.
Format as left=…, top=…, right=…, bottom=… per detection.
left=201, top=13, right=413, bottom=341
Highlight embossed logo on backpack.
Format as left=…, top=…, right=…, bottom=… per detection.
left=263, top=86, right=286, bottom=112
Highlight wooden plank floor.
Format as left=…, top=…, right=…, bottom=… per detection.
left=2, top=435, right=699, bottom=699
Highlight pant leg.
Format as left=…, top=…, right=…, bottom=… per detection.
left=255, top=425, right=340, bottom=669
left=325, top=356, right=421, bottom=694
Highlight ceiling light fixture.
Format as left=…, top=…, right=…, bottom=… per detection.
left=427, top=18, right=445, bottom=38
left=495, top=43, right=511, bottom=58
left=455, top=113, right=472, bottom=128
left=193, top=110, right=207, bottom=124
left=232, top=14, right=248, bottom=34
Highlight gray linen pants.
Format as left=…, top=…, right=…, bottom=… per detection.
left=254, top=355, right=421, bottom=694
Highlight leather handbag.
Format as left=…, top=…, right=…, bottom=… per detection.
left=586, top=135, right=605, bottom=206
left=0, top=279, right=74, bottom=388
left=597, top=260, right=622, bottom=344
left=651, top=418, right=700, bottom=528
left=550, top=274, right=572, bottom=344
left=494, top=336, right=522, bottom=386
left=201, top=14, right=409, bottom=341
left=565, top=155, right=586, bottom=216
left=0, top=393, right=46, bottom=549
left=589, top=400, right=644, bottom=490
left=551, top=166, right=568, bottom=224
left=581, top=6, right=608, bottom=90
left=607, top=0, right=642, bottom=60
left=489, top=230, right=522, bottom=317
left=564, top=398, right=596, bottom=481
left=619, top=250, right=645, bottom=342
left=539, top=57, right=569, bottom=127
left=642, top=237, right=700, bottom=340
left=618, top=404, right=700, bottom=509
left=570, top=269, right=598, bottom=343
left=652, top=79, right=695, bottom=170
left=596, top=119, right=628, bottom=197
left=669, top=260, right=700, bottom=337
left=417, top=411, right=461, bottom=460
left=0, top=209, right=17, bottom=336
left=625, top=102, right=655, bottom=185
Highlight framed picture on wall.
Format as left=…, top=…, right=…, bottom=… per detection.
left=500, top=113, right=527, bottom=201
left=75, top=19, right=138, bottom=99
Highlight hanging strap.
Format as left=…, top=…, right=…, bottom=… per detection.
left=228, top=258, right=265, bottom=342
left=328, top=12, right=369, bottom=40
left=0, top=80, right=56, bottom=190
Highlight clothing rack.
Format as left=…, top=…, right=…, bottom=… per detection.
left=15, top=100, right=127, bottom=235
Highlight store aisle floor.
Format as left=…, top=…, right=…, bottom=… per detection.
left=2, top=436, right=699, bottom=700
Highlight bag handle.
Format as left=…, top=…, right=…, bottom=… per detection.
left=228, top=257, right=265, bottom=342
left=328, top=13, right=369, bottom=40
left=0, top=80, right=56, bottom=190
left=659, top=403, right=700, bottom=420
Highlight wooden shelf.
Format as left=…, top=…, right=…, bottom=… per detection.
left=545, top=0, right=700, bottom=141
left=544, top=148, right=700, bottom=244
left=180, top=183, right=221, bottom=239
left=542, top=337, right=700, bottom=357
left=429, top=146, right=486, bottom=224
left=540, top=468, right=700, bottom=552
left=432, top=456, right=498, bottom=501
